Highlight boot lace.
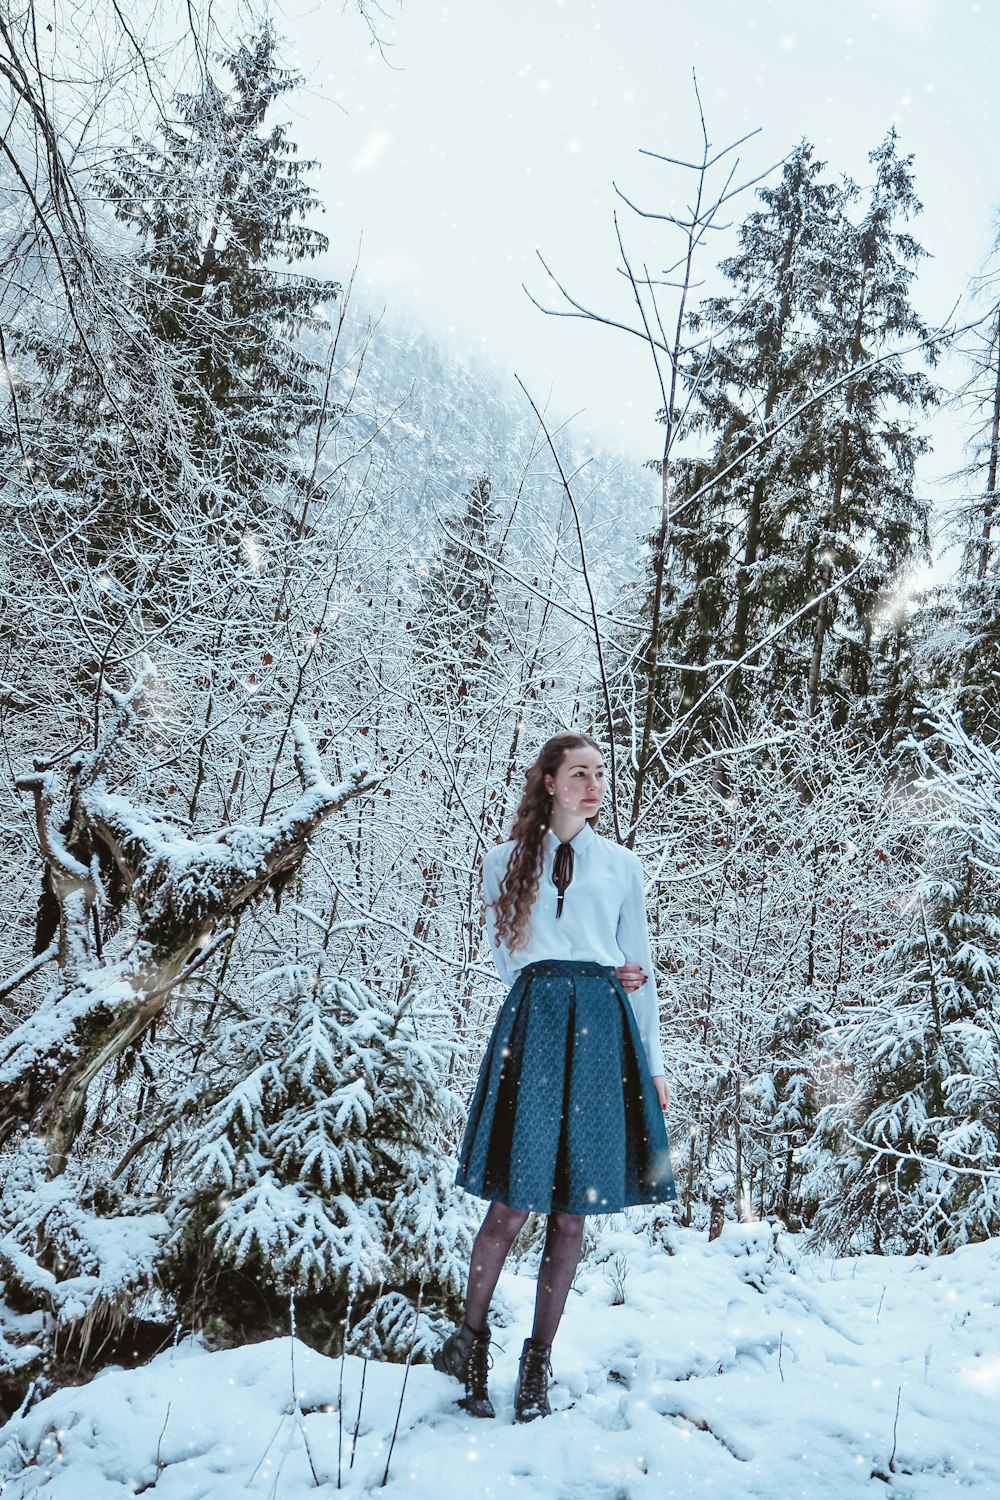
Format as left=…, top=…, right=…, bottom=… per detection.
left=464, top=1335, right=492, bottom=1401
left=518, top=1343, right=551, bottom=1408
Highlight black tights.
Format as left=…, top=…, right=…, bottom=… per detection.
left=464, top=1201, right=586, bottom=1346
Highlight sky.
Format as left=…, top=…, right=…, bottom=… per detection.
left=267, top=0, right=999, bottom=536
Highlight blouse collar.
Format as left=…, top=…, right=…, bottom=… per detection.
left=543, top=821, right=597, bottom=853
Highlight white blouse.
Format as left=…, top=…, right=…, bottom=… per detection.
left=482, top=822, right=665, bottom=1078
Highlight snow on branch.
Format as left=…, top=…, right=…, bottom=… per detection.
left=1, top=705, right=380, bottom=1173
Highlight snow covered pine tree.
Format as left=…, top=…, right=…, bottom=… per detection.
left=649, top=133, right=935, bottom=743
left=164, top=948, right=474, bottom=1357
left=816, top=710, right=1000, bottom=1252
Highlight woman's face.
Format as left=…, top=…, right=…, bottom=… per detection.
left=545, top=745, right=607, bottom=819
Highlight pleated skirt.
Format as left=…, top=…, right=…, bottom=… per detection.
left=456, top=959, right=677, bottom=1216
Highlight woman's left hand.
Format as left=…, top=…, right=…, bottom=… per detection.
left=651, top=1074, right=670, bottom=1112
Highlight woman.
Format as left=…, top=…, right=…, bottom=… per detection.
left=433, top=732, right=675, bottom=1423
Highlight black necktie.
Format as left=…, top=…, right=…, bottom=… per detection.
left=552, top=841, right=574, bottom=918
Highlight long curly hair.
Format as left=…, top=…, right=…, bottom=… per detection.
left=490, top=732, right=603, bottom=953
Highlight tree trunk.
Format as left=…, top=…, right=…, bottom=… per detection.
left=974, top=307, right=1000, bottom=583
left=808, top=282, right=866, bottom=713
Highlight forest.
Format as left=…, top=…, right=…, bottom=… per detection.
left=0, top=2, right=998, bottom=1493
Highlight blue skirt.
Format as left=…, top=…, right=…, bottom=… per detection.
left=456, top=959, right=677, bottom=1216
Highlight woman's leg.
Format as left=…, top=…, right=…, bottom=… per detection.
left=464, top=1200, right=530, bottom=1333
left=531, top=1210, right=586, bottom=1345
left=512, top=1211, right=586, bottom=1422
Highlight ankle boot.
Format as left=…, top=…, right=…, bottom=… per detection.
left=432, top=1322, right=495, bottom=1418
left=513, top=1336, right=552, bottom=1422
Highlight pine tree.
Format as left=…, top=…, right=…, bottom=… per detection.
left=761, top=990, right=827, bottom=1224
left=646, top=141, right=845, bottom=745
left=802, top=128, right=936, bottom=739
left=416, top=473, right=502, bottom=684
left=636, top=133, right=936, bottom=751
left=4, top=26, right=338, bottom=540
left=815, top=711, right=1000, bottom=1252
left=927, top=279, right=1000, bottom=744
left=615, top=453, right=729, bottom=750
left=164, top=951, right=475, bottom=1355
left=403, top=473, right=510, bottom=1007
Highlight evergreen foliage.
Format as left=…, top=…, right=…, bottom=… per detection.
left=640, top=133, right=937, bottom=752
left=100, top=26, right=338, bottom=494
left=163, top=950, right=475, bottom=1352
left=815, top=711, right=1000, bottom=1252
left=417, top=473, right=503, bottom=680
left=4, top=25, right=338, bottom=538
left=923, top=283, right=1000, bottom=744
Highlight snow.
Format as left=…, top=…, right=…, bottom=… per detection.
left=3, top=1215, right=999, bottom=1497
left=0, top=1149, right=168, bottom=1327
left=0, top=964, right=136, bottom=1090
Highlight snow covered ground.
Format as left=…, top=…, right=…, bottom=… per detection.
left=2, top=1215, right=998, bottom=1499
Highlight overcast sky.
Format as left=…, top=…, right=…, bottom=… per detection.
left=270, top=0, right=998, bottom=532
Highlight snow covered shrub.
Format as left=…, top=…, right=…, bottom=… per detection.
left=814, top=712, right=1000, bottom=1253
left=162, top=947, right=476, bottom=1355
left=0, top=1136, right=168, bottom=1399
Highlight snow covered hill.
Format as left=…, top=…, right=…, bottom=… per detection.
left=2, top=1214, right=998, bottom=1499
left=316, top=292, right=660, bottom=564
